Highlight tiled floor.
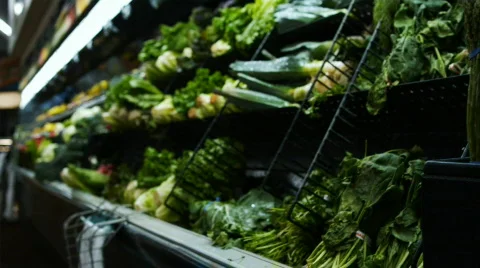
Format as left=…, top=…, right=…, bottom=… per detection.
left=0, top=221, right=66, bottom=268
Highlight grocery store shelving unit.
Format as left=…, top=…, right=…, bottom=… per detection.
left=14, top=0, right=472, bottom=267
left=20, top=0, right=215, bottom=123
left=16, top=166, right=288, bottom=268
left=26, top=94, right=107, bottom=129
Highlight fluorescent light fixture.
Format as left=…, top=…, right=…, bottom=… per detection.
left=20, top=0, right=132, bottom=108
left=0, top=18, right=12, bottom=36
left=0, top=139, right=13, bottom=146
left=14, top=2, right=24, bottom=16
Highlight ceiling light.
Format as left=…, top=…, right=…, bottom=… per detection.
left=14, top=2, right=24, bottom=16
left=20, top=0, right=132, bottom=108
left=0, top=139, right=13, bottom=146
left=0, top=18, right=12, bottom=36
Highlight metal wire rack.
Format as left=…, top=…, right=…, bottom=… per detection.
left=63, top=203, right=126, bottom=268
left=258, top=0, right=385, bottom=231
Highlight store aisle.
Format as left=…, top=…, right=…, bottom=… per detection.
left=0, top=221, right=66, bottom=268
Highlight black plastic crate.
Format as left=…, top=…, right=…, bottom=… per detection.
left=423, top=158, right=480, bottom=268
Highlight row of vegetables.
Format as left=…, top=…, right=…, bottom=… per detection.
left=24, top=120, right=426, bottom=267
left=19, top=0, right=470, bottom=267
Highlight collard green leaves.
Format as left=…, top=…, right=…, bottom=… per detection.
left=190, top=189, right=280, bottom=248
left=307, top=149, right=424, bottom=267
left=367, top=0, right=467, bottom=115
left=105, top=75, right=164, bottom=110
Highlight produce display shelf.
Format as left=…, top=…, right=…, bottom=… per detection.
left=22, top=0, right=211, bottom=123
left=15, top=166, right=288, bottom=268
left=31, top=94, right=106, bottom=128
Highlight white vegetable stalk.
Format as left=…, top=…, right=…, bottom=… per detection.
left=155, top=51, right=179, bottom=73
left=211, top=40, right=232, bottom=58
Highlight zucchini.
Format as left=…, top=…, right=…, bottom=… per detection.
left=229, top=54, right=312, bottom=81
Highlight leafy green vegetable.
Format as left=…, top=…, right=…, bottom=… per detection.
left=122, top=180, right=146, bottom=205
left=208, top=6, right=250, bottom=51
left=134, top=175, right=175, bottom=212
left=103, top=164, right=137, bottom=204
left=103, top=105, right=152, bottom=130
left=208, top=0, right=285, bottom=56
left=139, top=21, right=201, bottom=62
left=172, top=68, right=226, bottom=115
left=244, top=207, right=314, bottom=267
left=367, top=0, right=467, bottom=114
left=236, top=0, right=286, bottom=51
left=373, top=0, right=401, bottom=50
left=137, top=147, right=177, bottom=188
left=244, top=162, right=353, bottom=266
left=307, top=148, right=424, bottom=267
left=132, top=175, right=184, bottom=223
left=105, top=75, right=164, bottom=110
left=361, top=159, right=424, bottom=268
left=36, top=140, right=56, bottom=163
left=190, top=189, right=280, bottom=248
left=151, top=96, right=185, bottom=124
left=176, top=138, right=245, bottom=204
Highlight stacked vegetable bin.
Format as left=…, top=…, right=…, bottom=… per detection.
left=14, top=0, right=472, bottom=267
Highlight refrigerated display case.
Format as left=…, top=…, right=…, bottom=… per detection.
left=12, top=0, right=473, bottom=267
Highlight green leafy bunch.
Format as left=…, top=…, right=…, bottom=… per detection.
left=139, top=7, right=215, bottom=62
left=172, top=68, right=227, bottom=115
left=208, top=0, right=286, bottom=53
left=105, top=75, right=164, bottom=110
left=176, top=137, right=244, bottom=201
left=189, top=189, right=279, bottom=249
left=307, top=148, right=424, bottom=268
left=368, top=0, right=467, bottom=114
left=243, top=156, right=357, bottom=267
left=137, top=147, right=177, bottom=188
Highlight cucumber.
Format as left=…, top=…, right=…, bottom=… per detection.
left=237, top=73, right=294, bottom=101
left=229, top=54, right=311, bottom=81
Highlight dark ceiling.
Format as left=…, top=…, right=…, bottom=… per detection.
left=0, top=0, right=9, bottom=57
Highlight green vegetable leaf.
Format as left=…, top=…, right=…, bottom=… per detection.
left=172, top=68, right=226, bottom=115
left=105, top=75, right=164, bottom=110
left=137, top=147, right=177, bottom=188
left=236, top=0, right=286, bottom=50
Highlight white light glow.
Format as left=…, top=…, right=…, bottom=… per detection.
left=0, top=139, right=13, bottom=146
left=14, top=2, right=24, bottom=16
left=0, top=18, right=12, bottom=36
left=20, top=0, right=132, bottom=108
